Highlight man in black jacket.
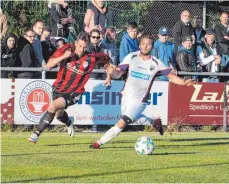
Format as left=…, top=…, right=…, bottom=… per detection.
left=172, top=10, right=195, bottom=55
left=215, top=12, right=229, bottom=61
left=16, top=28, right=40, bottom=79
left=1, top=33, right=17, bottom=78
left=176, top=36, right=196, bottom=80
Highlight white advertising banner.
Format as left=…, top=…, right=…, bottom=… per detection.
left=13, top=79, right=169, bottom=125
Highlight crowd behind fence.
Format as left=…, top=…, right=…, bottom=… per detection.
left=1, top=1, right=229, bottom=82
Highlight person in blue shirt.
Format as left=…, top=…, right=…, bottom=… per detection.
left=152, top=26, right=177, bottom=80
left=119, top=21, right=139, bottom=63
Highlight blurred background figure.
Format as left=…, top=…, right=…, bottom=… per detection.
left=1, top=33, right=17, bottom=78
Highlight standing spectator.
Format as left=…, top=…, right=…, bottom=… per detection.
left=40, top=27, right=56, bottom=63
left=48, top=0, right=76, bottom=46
left=41, top=27, right=57, bottom=79
left=0, top=8, right=7, bottom=40
left=100, top=26, right=119, bottom=65
left=193, top=16, right=206, bottom=44
left=32, top=20, right=45, bottom=66
left=152, top=26, right=176, bottom=81
left=176, top=36, right=196, bottom=80
left=88, top=29, right=105, bottom=79
left=1, top=33, right=17, bottom=78
left=16, top=28, right=40, bottom=79
left=196, top=28, right=225, bottom=83
left=84, top=0, right=113, bottom=37
left=119, top=21, right=139, bottom=63
left=215, top=12, right=229, bottom=63
left=172, top=10, right=195, bottom=55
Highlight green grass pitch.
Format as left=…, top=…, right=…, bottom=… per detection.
left=1, top=132, right=229, bottom=183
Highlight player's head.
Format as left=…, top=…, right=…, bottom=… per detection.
left=139, top=33, right=153, bottom=56
left=32, top=20, right=44, bottom=36
left=75, top=31, right=90, bottom=57
left=127, top=21, right=138, bottom=39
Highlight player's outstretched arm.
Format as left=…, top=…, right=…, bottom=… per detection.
left=167, top=73, right=195, bottom=86
left=46, top=50, right=71, bottom=69
left=105, top=64, right=124, bottom=79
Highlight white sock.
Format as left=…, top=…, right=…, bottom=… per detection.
left=132, top=114, right=152, bottom=126
left=98, top=125, right=123, bottom=145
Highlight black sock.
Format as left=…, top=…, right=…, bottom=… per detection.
left=57, top=111, right=71, bottom=127
left=37, top=111, right=55, bottom=134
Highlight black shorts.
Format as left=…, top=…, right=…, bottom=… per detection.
left=52, top=89, right=82, bottom=108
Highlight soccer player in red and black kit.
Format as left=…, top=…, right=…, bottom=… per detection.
left=28, top=32, right=111, bottom=143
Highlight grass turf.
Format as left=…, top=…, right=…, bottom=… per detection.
left=1, top=132, right=229, bottom=183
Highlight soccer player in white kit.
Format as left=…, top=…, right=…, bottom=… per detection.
left=90, top=33, right=194, bottom=149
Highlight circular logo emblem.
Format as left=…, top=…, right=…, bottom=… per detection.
left=20, top=80, right=52, bottom=123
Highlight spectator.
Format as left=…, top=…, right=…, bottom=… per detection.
left=48, top=0, right=76, bottom=46
left=40, top=27, right=56, bottom=63
left=176, top=36, right=196, bottom=80
left=172, top=10, right=195, bottom=55
left=84, top=0, right=113, bottom=37
left=1, top=33, right=17, bottom=78
left=215, top=12, right=229, bottom=63
left=88, top=29, right=105, bottom=79
left=16, top=28, right=40, bottom=79
left=100, top=26, right=119, bottom=65
left=196, top=28, right=226, bottom=83
left=0, top=8, right=8, bottom=40
left=119, top=21, right=139, bottom=63
left=152, top=26, right=176, bottom=81
left=41, top=28, right=57, bottom=79
left=32, top=20, right=45, bottom=66
left=193, top=16, right=206, bottom=44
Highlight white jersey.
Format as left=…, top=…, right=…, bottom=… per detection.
left=119, top=51, right=171, bottom=102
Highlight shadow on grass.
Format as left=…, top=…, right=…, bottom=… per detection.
left=167, top=137, right=229, bottom=142
left=6, top=162, right=229, bottom=183
left=157, top=141, right=229, bottom=148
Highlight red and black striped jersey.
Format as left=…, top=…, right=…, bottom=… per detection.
left=49, top=43, right=109, bottom=94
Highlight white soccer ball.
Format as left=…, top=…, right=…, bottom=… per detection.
left=135, top=136, right=155, bottom=155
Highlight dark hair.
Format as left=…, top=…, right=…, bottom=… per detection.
left=23, top=28, right=34, bottom=36
left=127, top=21, right=138, bottom=29
left=139, top=33, right=153, bottom=43
left=77, top=31, right=90, bottom=43
left=43, top=26, right=51, bottom=32
left=106, top=26, right=116, bottom=33
left=32, top=19, right=44, bottom=28
left=90, top=29, right=100, bottom=36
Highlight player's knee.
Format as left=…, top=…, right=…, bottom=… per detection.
left=47, top=103, right=58, bottom=113
left=121, top=115, right=133, bottom=125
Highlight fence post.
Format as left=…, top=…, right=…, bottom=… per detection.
left=223, top=82, right=227, bottom=132
left=42, top=70, right=46, bottom=80
left=203, top=1, right=206, bottom=29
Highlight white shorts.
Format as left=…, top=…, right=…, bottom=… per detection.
left=121, top=98, right=147, bottom=122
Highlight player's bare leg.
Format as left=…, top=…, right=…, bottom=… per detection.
left=28, top=97, right=66, bottom=143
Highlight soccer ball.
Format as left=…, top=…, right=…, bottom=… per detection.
left=135, top=136, right=155, bottom=155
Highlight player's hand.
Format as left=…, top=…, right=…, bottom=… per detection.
left=103, top=75, right=111, bottom=86
left=104, top=64, right=117, bottom=75
left=184, top=79, right=196, bottom=86
left=63, top=50, right=71, bottom=59
left=171, top=69, right=177, bottom=75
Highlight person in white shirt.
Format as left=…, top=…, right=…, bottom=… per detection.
left=90, top=33, right=195, bottom=149
left=196, top=28, right=226, bottom=82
